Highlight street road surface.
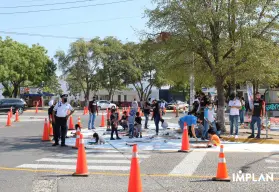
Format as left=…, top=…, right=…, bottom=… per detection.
left=0, top=111, right=279, bottom=192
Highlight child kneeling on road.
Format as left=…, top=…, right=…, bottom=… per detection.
left=193, top=128, right=221, bottom=148
left=93, top=132, right=105, bottom=145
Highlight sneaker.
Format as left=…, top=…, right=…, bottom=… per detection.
left=140, top=135, right=142, bottom=138
left=116, top=137, right=121, bottom=140
left=248, top=135, right=254, bottom=139
left=256, top=136, right=260, bottom=139
left=52, top=143, right=59, bottom=146
left=234, top=135, right=238, bottom=139
left=61, top=144, right=68, bottom=147
left=110, top=138, right=115, bottom=140
left=229, top=135, right=234, bottom=138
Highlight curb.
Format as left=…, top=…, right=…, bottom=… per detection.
left=222, top=137, right=279, bottom=144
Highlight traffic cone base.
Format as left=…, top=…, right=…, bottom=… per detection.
left=212, top=177, right=230, bottom=182
left=72, top=172, right=88, bottom=177
left=178, top=149, right=192, bottom=153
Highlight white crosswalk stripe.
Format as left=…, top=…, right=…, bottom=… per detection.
left=265, top=155, right=279, bottom=175
left=16, top=149, right=150, bottom=172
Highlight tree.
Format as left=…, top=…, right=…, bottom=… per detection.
left=122, top=42, right=166, bottom=101
left=146, top=0, right=279, bottom=130
left=55, top=38, right=101, bottom=104
left=0, top=37, right=50, bottom=97
left=96, top=37, right=127, bottom=100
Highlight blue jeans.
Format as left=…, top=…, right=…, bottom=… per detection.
left=211, top=121, right=217, bottom=133
left=250, top=116, right=261, bottom=137
left=230, top=115, right=239, bottom=135
left=154, top=115, right=160, bottom=133
left=129, top=123, right=134, bottom=137
left=88, top=113, right=96, bottom=129
left=144, top=113, right=149, bottom=128
left=203, top=120, right=209, bottom=139
left=239, top=110, right=245, bottom=124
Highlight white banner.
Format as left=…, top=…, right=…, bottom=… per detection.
left=246, top=81, right=254, bottom=110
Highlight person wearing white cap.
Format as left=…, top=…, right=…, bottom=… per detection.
left=52, top=94, right=75, bottom=147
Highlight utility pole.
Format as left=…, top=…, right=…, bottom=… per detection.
left=189, top=53, right=195, bottom=111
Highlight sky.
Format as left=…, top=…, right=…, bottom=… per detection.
left=0, top=0, right=155, bottom=75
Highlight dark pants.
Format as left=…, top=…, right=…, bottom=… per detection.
left=251, top=116, right=261, bottom=137
left=111, top=124, right=119, bottom=139
left=154, top=115, right=160, bottom=134
left=54, top=117, right=67, bottom=145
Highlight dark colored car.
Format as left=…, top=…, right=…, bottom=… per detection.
left=0, top=98, right=27, bottom=114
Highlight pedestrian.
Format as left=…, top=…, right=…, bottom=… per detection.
left=88, top=96, right=98, bottom=130
left=207, top=128, right=221, bottom=147
left=107, top=108, right=111, bottom=131
left=239, top=97, right=246, bottom=126
left=143, top=101, right=151, bottom=129
left=228, top=93, right=241, bottom=139
left=119, top=111, right=128, bottom=130
left=189, top=95, right=200, bottom=116
left=110, top=108, right=121, bottom=140
left=153, top=100, right=162, bottom=135
left=48, top=100, right=57, bottom=140
left=93, top=132, right=105, bottom=145
left=131, top=98, right=138, bottom=111
left=248, top=92, right=265, bottom=139
left=160, top=99, right=166, bottom=116
left=178, top=114, right=198, bottom=141
left=52, top=94, right=75, bottom=147
left=128, top=109, right=136, bottom=138
left=203, top=102, right=217, bottom=140
left=135, top=112, right=142, bottom=138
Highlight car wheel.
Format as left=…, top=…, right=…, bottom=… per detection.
left=111, top=105, right=116, bottom=109
left=98, top=106, right=101, bottom=111
left=18, top=107, right=24, bottom=114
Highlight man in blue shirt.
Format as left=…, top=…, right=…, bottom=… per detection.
left=178, top=115, right=198, bottom=141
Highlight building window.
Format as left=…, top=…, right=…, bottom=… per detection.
left=118, top=95, right=121, bottom=102
left=124, top=95, right=127, bottom=101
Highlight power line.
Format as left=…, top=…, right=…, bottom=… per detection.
left=0, top=30, right=91, bottom=40
left=0, top=0, right=135, bottom=15
left=7, top=15, right=141, bottom=30
left=0, top=0, right=98, bottom=9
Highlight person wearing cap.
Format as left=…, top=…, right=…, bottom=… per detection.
left=88, top=96, right=98, bottom=130
left=248, top=92, right=265, bottom=139
left=52, top=94, right=75, bottom=147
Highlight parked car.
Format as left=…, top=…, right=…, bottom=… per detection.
left=0, top=98, right=27, bottom=114
left=166, top=100, right=188, bottom=110
left=97, top=100, right=117, bottom=110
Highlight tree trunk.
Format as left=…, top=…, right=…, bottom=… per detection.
left=215, top=77, right=226, bottom=132
left=13, top=83, right=19, bottom=98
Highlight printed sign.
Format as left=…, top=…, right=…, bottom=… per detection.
left=266, top=103, right=279, bottom=111
left=246, top=81, right=254, bottom=110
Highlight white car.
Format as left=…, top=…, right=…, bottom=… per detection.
left=97, top=100, right=117, bottom=110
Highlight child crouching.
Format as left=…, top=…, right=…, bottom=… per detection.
left=93, top=132, right=105, bottom=145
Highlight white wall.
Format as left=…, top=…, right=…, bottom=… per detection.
left=0, top=84, right=4, bottom=99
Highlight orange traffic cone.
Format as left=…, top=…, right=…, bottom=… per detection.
left=212, top=145, right=230, bottom=181
left=42, top=118, right=50, bottom=141
left=72, top=128, right=81, bottom=149
left=49, top=121, right=54, bottom=136
left=10, top=107, right=13, bottom=118
left=35, top=103, right=38, bottom=114
left=83, top=107, right=86, bottom=115
left=6, top=112, right=11, bottom=126
left=73, top=134, right=88, bottom=176
left=14, top=110, right=19, bottom=122
left=178, top=123, right=192, bottom=153
left=77, top=116, right=82, bottom=128
left=69, top=115, right=74, bottom=130
left=100, top=112, right=105, bottom=127
left=128, top=144, right=142, bottom=192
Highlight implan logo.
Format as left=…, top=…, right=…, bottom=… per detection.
left=233, top=170, right=274, bottom=182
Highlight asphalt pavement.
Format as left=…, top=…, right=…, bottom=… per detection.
left=0, top=111, right=279, bottom=192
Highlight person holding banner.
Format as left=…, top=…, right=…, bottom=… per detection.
left=248, top=92, right=265, bottom=139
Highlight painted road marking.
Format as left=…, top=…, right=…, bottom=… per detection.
left=169, top=151, right=207, bottom=175
left=17, top=164, right=130, bottom=171
left=37, top=158, right=131, bottom=164
left=53, top=154, right=150, bottom=158
left=266, top=159, right=279, bottom=163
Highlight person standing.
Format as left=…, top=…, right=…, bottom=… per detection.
left=88, top=96, right=98, bottom=130
left=239, top=97, right=246, bottom=126
left=143, top=101, right=151, bottom=129
left=248, top=92, right=265, bottom=139
left=153, top=100, right=162, bottom=135
left=52, top=94, right=75, bottom=147
left=160, top=100, right=166, bottom=116
left=228, top=94, right=241, bottom=139
left=110, top=108, right=121, bottom=140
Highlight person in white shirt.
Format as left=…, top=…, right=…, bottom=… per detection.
left=52, top=94, right=75, bottom=147
left=131, top=98, right=138, bottom=111
left=228, top=94, right=241, bottom=138
left=160, top=100, right=166, bottom=116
